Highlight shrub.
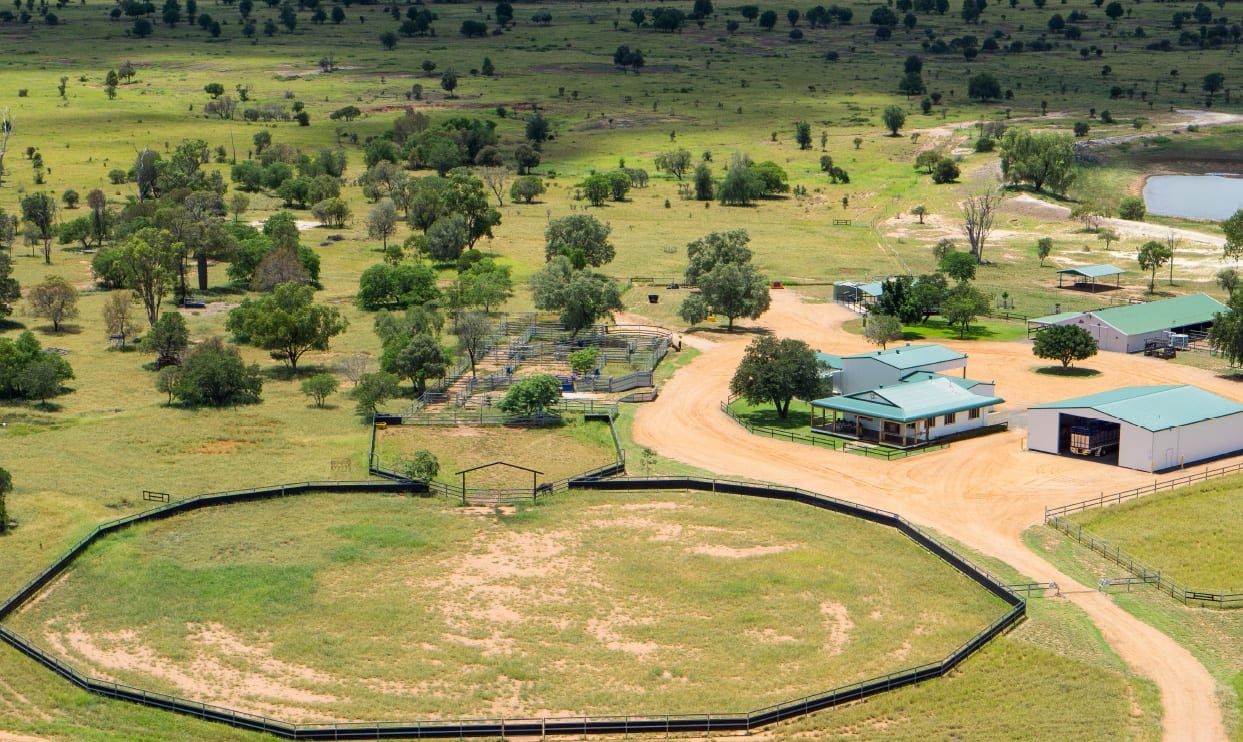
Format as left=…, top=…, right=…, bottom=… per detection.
left=300, top=372, right=340, bottom=408
left=167, top=337, right=263, bottom=407
left=1118, top=196, right=1146, bottom=221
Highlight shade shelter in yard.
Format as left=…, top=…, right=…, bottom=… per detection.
left=1028, top=385, right=1243, bottom=471
left=1056, top=264, right=1124, bottom=292
left=811, top=376, right=1003, bottom=448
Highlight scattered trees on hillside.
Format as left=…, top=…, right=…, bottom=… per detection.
left=1036, top=237, right=1054, bottom=266
left=1209, top=292, right=1243, bottom=366
left=226, top=282, right=348, bottom=371
left=1033, top=325, right=1098, bottom=368
left=163, top=336, right=263, bottom=407
left=1117, top=196, right=1146, bottom=222
left=882, top=105, right=907, bottom=136
left=0, top=253, right=20, bottom=319
left=730, top=336, right=824, bottom=419
left=1225, top=209, right=1243, bottom=261
left=544, top=214, right=614, bottom=268
left=0, top=331, right=74, bottom=403
left=677, top=229, right=771, bottom=330
left=26, top=276, right=78, bottom=332
left=300, top=373, right=339, bottom=408
left=510, top=175, right=545, bottom=203
left=1137, top=240, right=1172, bottom=291
left=967, top=72, right=1001, bottom=101
left=998, top=129, right=1075, bottom=194
left=863, top=314, right=904, bottom=348
left=941, top=283, right=991, bottom=338
left=960, top=189, right=1003, bottom=263
left=356, top=262, right=440, bottom=310
left=0, top=467, right=10, bottom=534
left=350, top=371, right=401, bottom=418
left=530, top=256, right=624, bottom=335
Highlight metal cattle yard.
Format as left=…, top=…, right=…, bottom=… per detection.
left=415, top=314, right=674, bottom=409
left=0, top=441, right=1025, bottom=739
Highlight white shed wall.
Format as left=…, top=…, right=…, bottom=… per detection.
left=1027, top=407, right=1243, bottom=470
left=838, top=357, right=967, bottom=394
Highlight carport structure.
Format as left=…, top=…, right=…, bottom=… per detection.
left=1056, top=264, right=1124, bottom=292
left=1027, top=385, right=1243, bottom=471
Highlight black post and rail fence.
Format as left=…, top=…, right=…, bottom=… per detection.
left=0, top=473, right=1024, bottom=740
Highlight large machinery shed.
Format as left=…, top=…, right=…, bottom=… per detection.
left=1027, top=385, right=1243, bottom=472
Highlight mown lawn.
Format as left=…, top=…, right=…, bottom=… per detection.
left=842, top=316, right=1031, bottom=343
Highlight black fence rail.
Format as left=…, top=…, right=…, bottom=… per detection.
left=0, top=471, right=1022, bottom=739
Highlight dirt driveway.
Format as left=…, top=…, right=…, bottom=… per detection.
left=633, top=291, right=1231, bottom=741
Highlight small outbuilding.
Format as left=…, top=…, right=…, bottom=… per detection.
left=1027, top=293, right=1227, bottom=353
left=1056, top=264, right=1124, bottom=292
left=1027, top=385, right=1243, bottom=471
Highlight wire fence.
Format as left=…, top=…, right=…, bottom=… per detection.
left=0, top=475, right=1024, bottom=740
left=1044, top=459, right=1243, bottom=519
left=1044, top=516, right=1243, bottom=608
left=1043, top=459, right=1243, bottom=608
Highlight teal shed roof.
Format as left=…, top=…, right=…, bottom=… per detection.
left=843, top=344, right=967, bottom=370
left=816, top=352, right=843, bottom=370
left=813, top=377, right=1002, bottom=423
left=900, top=371, right=990, bottom=390
left=1030, top=385, right=1243, bottom=432
left=1086, top=293, right=1227, bottom=336
left=1056, top=264, right=1124, bottom=278
left=1030, top=310, right=1086, bottom=326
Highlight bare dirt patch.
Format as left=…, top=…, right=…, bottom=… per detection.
left=42, top=620, right=343, bottom=720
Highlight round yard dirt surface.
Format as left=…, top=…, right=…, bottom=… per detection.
left=6, top=490, right=1004, bottom=724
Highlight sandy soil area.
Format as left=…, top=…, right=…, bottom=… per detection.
left=633, top=291, right=1231, bottom=741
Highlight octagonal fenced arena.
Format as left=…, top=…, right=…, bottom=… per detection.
left=0, top=477, right=1023, bottom=739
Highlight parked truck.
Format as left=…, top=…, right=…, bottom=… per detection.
left=1069, top=421, right=1119, bottom=457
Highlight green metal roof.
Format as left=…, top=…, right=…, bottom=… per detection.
left=843, top=343, right=967, bottom=370
left=1030, top=385, right=1243, bottom=432
left=1030, top=310, right=1086, bottom=326
left=1056, top=264, right=1124, bottom=278
left=813, top=377, right=1003, bottom=423
left=815, top=352, right=843, bottom=370
left=858, top=281, right=885, bottom=297
left=900, top=371, right=990, bottom=390
left=1085, top=293, right=1227, bottom=335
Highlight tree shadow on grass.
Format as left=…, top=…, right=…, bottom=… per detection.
left=0, top=318, right=26, bottom=332
left=35, top=324, right=82, bottom=336
left=1215, top=370, right=1243, bottom=382
left=1034, top=365, right=1101, bottom=377
left=686, top=324, right=772, bottom=338
left=263, top=364, right=331, bottom=382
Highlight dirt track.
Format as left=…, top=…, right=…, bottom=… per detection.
left=633, top=291, right=1231, bottom=741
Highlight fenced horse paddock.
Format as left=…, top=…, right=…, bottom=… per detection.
left=0, top=474, right=1022, bottom=739
left=370, top=407, right=624, bottom=505
left=1045, top=462, right=1243, bottom=608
